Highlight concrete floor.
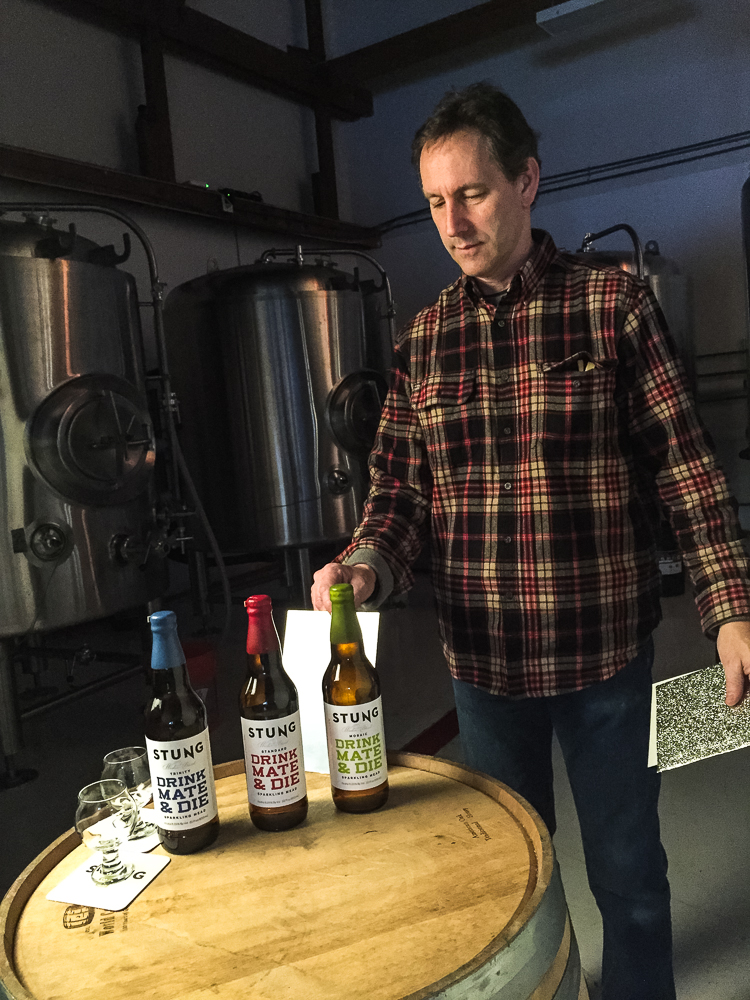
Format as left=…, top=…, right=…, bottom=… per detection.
left=1, top=572, right=748, bottom=998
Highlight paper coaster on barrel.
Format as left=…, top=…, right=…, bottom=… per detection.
left=46, top=851, right=170, bottom=911
left=121, top=830, right=160, bottom=854
left=648, top=663, right=750, bottom=771
left=283, top=610, right=379, bottom=773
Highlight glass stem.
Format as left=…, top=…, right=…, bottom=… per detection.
left=96, top=843, right=130, bottom=883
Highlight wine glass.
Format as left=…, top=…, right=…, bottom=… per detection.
left=75, top=780, right=137, bottom=885
left=101, top=746, right=157, bottom=840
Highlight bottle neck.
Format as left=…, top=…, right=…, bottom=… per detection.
left=243, top=624, right=298, bottom=717
left=330, top=598, right=364, bottom=648
left=151, top=627, right=185, bottom=672
left=246, top=610, right=281, bottom=657
left=150, top=661, right=192, bottom=694
left=245, top=610, right=291, bottom=685
left=246, top=648, right=287, bottom=679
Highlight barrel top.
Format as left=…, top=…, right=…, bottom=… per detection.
left=3, top=755, right=553, bottom=1000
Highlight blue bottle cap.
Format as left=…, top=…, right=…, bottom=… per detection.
left=149, top=610, right=177, bottom=631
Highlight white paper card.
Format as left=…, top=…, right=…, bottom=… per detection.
left=648, top=682, right=658, bottom=768
left=47, top=851, right=170, bottom=911
left=283, top=610, right=379, bottom=774
left=648, top=664, right=750, bottom=771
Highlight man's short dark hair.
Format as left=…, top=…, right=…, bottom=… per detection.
left=411, top=81, right=540, bottom=180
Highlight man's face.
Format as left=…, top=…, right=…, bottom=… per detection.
left=419, top=129, right=539, bottom=293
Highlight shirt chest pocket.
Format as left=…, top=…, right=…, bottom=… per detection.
left=535, top=359, right=618, bottom=462
left=412, top=370, right=488, bottom=475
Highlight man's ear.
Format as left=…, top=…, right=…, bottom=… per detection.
left=519, top=157, right=540, bottom=207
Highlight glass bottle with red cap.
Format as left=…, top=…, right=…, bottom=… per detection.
left=240, top=595, right=308, bottom=831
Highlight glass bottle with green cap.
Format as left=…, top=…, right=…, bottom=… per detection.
left=145, top=610, right=220, bottom=853
left=323, top=583, right=388, bottom=813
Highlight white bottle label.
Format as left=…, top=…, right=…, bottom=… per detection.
left=146, top=727, right=218, bottom=831
left=241, top=710, right=307, bottom=807
left=325, top=697, right=387, bottom=790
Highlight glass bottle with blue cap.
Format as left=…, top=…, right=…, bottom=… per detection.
left=145, top=610, right=220, bottom=853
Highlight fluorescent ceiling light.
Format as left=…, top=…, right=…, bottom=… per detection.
left=536, top=0, right=661, bottom=36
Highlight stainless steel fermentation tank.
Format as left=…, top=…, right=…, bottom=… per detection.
left=0, top=213, right=164, bottom=636
left=0, top=208, right=168, bottom=784
left=164, top=250, right=392, bottom=566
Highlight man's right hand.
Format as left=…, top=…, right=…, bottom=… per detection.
left=311, top=562, right=377, bottom=612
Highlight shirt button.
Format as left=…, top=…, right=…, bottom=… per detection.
left=496, top=319, right=506, bottom=328
left=503, top=535, right=512, bottom=544
left=503, top=426, right=512, bottom=436
left=500, top=372, right=510, bottom=383
left=503, top=482, right=512, bottom=491
left=572, top=379, right=582, bottom=388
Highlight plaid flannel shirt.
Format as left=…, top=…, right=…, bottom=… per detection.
left=339, top=230, right=750, bottom=696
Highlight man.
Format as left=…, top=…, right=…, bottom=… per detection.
left=312, top=82, right=750, bottom=999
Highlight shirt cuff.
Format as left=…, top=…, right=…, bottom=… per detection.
left=342, top=548, right=394, bottom=610
left=710, top=614, right=750, bottom=638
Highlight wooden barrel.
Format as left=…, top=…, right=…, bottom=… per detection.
left=1, top=754, right=588, bottom=1000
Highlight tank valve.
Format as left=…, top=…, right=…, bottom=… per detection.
left=327, top=469, right=351, bottom=495
left=110, top=532, right=150, bottom=566
left=29, top=524, right=68, bottom=562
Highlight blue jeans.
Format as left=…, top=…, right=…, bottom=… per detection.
left=452, top=640, right=675, bottom=1000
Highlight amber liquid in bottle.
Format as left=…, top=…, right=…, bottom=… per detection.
left=145, top=610, right=220, bottom=854
left=240, top=595, right=308, bottom=831
left=323, top=583, right=388, bottom=813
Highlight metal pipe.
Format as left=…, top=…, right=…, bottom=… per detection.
left=378, top=130, right=750, bottom=235
left=172, top=431, right=233, bottom=637
left=579, top=224, right=645, bottom=280
left=19, top=647, right=142, bottom=667
left=189, top=550, right=212, bottom=622
left=283, top=547, right=313, bottom=610
left=0, top=639, right=21, bottom=759
left=0, top=639, right=38, bottom=788
left=19, top=666, right=144, bottom=721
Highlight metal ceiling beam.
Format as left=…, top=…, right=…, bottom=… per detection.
left=325, top=0, right=549, bottom=83
left=39, top=0, right=373, bottom=121
left=137, top=26, right=176, bottom=183
left=304, top=0, right=339, bottom=220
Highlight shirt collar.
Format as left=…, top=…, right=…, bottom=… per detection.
left=460, top=229, right=559, bottom=310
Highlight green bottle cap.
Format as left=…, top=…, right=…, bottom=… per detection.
left=329, top=583, right=354, bottom=602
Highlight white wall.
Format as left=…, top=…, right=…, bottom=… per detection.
left=330, top=0, right=750, bottom=505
